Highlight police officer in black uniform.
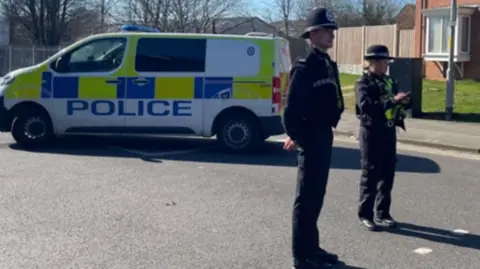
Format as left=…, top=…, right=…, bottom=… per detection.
left=355, top=45, right=411, bottom=231
left=282, top=7, right=344, bottom=269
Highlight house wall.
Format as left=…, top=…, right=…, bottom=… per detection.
left=395, top=5, right=416, bottom=29
left=415, top=0, right=480, bottom=80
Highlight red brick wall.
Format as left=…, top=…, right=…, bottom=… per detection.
left=414, top=0, right=480, bottom=80
left=395, top=4, right=416, bottom=29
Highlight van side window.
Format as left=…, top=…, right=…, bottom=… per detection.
left=51, top=38, right=127, bottom=73
left=135, top=38, right=206, bottom=72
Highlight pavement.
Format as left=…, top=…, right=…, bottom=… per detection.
left=335, top=112, right=480, bottom=154
left=0, top=133, right=479, bottom=269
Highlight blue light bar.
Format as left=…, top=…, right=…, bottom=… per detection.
left=120, top=24, right=161, bottom=33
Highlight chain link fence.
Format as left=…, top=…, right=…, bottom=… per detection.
left=0, top=46, right=64, bottom=75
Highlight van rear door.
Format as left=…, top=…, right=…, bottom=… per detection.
left=273, top=38, right=291, bottom=115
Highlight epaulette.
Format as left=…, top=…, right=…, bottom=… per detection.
left=293, top=57, right=307, bottom=66
left=290, top=58, right=307, bottom=73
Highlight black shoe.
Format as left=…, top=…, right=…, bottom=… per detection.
left=375, top=217, right=397, bottom=228
left=314, top=248, right=340, bottom=264
left=293, top=258, right=333, bottom=269
left=359, top=218, right=379, bottom=231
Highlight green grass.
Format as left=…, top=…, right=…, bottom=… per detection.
left=422, top=79, right=480, bottom=114
left=338, top=73, right=480, bottom=121
left=339, top=74, right=359, bottom=89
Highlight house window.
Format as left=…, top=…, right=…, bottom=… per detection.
left=427, top=15, right=449, bottom=54
left=459, top=16, right=470, bottom=53
left=422, top=6, right=474, bottom=62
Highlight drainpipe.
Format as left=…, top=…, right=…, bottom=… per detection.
left=420, top=0, right=426, bottom=75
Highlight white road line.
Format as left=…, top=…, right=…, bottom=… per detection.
left=413, top=247, right=433, bottom=255
left=109, top=146, right=211, bottom=158
left=452, top=229, right=469, bottom=235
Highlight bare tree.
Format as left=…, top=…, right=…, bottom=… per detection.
left=0, top=0, right=98, bottom=46
left=355, top=0, right=402, bottom=25
left=294, top=0, right=400, bottom=26
left=274, top=0, right=295, bottom=35
left=114, top=0, right=243, bottom=33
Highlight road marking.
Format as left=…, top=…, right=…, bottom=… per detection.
left=110, top=147, right=211, bottom=158
left=413, top=247, right=432, bottom=255
left=452, top=229, right=469, bottom=235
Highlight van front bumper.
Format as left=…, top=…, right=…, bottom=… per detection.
left=259, top=115, right=285, bottom=137
left=0, top=97, right=11, bottom=132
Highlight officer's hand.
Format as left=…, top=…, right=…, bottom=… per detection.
left=401, top=96, right=411, bottom=104
left=394, top=92, right=407, bottom=102
left=283, top=137, right=297, bottom=151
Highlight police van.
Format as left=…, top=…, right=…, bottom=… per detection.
left=0, top=25, right=292, bottom=152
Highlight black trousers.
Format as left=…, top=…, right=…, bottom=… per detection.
left=358, top=125, right=397, bottom=220
left=292, top=127, right=333, bottom=260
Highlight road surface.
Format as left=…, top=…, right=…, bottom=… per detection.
left=0, top=133, right=478, bottom=269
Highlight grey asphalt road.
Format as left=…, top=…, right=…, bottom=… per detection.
left=0, top=133, right=479, bottom=269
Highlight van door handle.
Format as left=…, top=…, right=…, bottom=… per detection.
left=105, top=79, right=119, bottom=84
left=133, top=78, right=149, bottom=85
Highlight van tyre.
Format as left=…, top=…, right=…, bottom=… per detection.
left=217, top=114, right=263, bottom=153
left=11, top=110, right=54, bottom=149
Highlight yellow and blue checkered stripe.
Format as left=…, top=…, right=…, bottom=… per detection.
left=39, top=72, right=271, bottom=100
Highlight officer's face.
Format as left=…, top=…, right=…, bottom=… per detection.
left=310, top=28, right=335, bottom=49
left=371, top=59, right=389, bottom=74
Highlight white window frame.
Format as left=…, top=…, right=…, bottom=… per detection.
left=421, top=6, right=475, bottom=62
left=425, top=15, right=450, bottom=55
left=458, top=16, right=471, bottom=53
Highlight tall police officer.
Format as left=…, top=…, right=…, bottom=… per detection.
left=282, top=7, right=344, bottom=269
left=355, top=45, right=411, bottom=231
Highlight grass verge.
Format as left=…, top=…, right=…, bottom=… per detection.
left=339, top=73, right=480, bottom=122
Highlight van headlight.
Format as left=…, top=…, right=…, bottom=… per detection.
left=0, top=75, right=14, bottom=86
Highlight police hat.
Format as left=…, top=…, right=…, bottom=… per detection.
left=364, top=45, right=393, bottom=60
left=301, top=8, right=338, bottom=39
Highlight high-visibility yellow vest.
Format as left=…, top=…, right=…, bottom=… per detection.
left=376, top=77, right=405, bottom=122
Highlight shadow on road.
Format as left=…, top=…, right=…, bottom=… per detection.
left=336, top=264, right=368, bottom=269
left=387, top=222, right=480, bottom=250
left=8, top=135, right=440, bottom=174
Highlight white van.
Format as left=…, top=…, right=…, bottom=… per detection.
left=0, top=25, right=292, bottom=152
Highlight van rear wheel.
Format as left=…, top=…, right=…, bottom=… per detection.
left=216, top=114, right=263, bottom=153
left=11, top=110, right=54, bottom=149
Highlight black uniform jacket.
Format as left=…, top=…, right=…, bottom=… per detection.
left=281, top=46, right=344, bottom=145
left=355, top=72, right=411, bottom=131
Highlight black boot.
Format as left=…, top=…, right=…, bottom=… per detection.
left=359, top=218, right=379, bottom=231
left=314, top=248, right=340, bottom=264
left=293, top=258, right=333, bottom=269
left=375, top=216, right=397, bottom=228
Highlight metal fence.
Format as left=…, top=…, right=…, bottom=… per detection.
left=0, top=46, right=63, bottom=75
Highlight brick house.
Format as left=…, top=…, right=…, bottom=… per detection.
left=415, top=0, right=479, bottom=80
left=395, top=4, right=416, bottom=29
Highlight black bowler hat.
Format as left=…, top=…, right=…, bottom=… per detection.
left=300, top=7, right=338, bottom=39
left=364, top=45, right=394, bottom=60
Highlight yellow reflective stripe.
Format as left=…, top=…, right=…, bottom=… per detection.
left=232, top=77, right=271, bottom=100
left=78, top=77, right=117, bottom=99
left=385, top=108, right=394, bottom=120
left=154, top=77, right=194, bottom=99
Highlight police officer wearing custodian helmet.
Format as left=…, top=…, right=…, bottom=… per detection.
left=282, top=7, right=344, bottom=269
left=355, top=45, right=411, bottom=231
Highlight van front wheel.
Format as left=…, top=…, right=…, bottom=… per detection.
left=11, top=110, right=54, bottom=149
left=216, top=114, right=263, bottom=153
